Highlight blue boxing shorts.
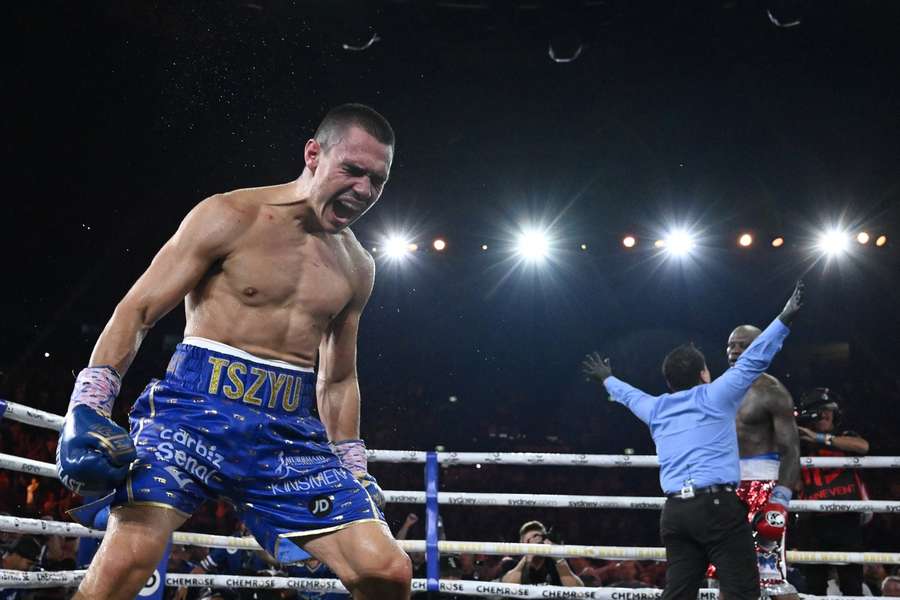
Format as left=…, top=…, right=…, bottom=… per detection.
left=70, top=337, right=384, bottom=563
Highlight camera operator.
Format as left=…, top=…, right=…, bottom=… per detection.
left=500, top=521, right=583, bottom=587
left=794, top=388, right=870, bottom=596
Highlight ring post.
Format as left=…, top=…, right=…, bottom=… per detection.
left=425, top=451, right=439, bottom=595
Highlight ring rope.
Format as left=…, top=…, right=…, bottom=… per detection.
left=2, top=400, right=896, bottom=468
left=0, top=570, right=880, bottom=599
left=2, top=517, right=897, bottom=565
left=2, top=453, right=895, bottom=514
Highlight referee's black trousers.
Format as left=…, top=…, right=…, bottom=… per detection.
left=660, top=490, right=759, bottom=600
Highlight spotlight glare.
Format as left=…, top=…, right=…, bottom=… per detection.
left=407, top=243, right=418, bottom=252
left=481, top=244, right=488, bottom=251
left=875, top=235, right=887, bottom=247
left=654, top=239, right=665, bottom=248
left=516, top=229, right=550, bottom=261
left=623, top=236, right=636, bottom=248
left=738, top=233, right=753, bottom=247
left=384, top=234, right=413, bottom=259
left=433, top=238, right=446, bottom=251
left=580, top=243, right=588, bottom=251
left=771, top=237, right=784, bottom=248
left=664, top=230, right=696, bottom=256
left=816, top=229, right=850, bottom=257
left=856, top=232, right=870, bottom=245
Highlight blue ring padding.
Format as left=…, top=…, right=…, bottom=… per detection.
left=0, top=399, right=7, bottom=421
left=425, top=451, right=440, bottom=592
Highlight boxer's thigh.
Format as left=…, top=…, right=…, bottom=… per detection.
left=76, top=504, right=186, bottom=600
left=302, top=520, right=411, bottom=592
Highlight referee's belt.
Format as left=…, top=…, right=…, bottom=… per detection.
left=666, top=483, right=737, bottom=499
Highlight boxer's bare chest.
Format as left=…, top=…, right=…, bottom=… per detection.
left=223, top=223, right=356, bottom=321
left=736, top=379, right=776, bottom=454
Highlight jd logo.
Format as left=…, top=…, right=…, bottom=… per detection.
left=138, top=569, right=161, bottom=597
left=309, top=495, right=334, bottom=517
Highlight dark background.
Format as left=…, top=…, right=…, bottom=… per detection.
left=3, top=1, right=899, bottom=551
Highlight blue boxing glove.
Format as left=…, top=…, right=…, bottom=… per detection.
left=333, top=439, right=386, bottom=511
left=56, top=366, right=136, bottom=496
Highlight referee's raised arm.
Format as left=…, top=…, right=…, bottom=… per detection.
left=702, top=281, right=805, bottom=415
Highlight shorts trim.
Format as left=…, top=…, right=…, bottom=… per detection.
left=182, top=337, right=315, bottom=373
left=113, top=500, right=192, bottom=520
left=148, top=382, right=158, bottom=418
left=274, top=518, right=385, bottom=557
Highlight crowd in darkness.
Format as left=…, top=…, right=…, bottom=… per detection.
left=1, top=352, right=899, bottom=598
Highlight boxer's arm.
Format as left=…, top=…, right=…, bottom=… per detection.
left=768, top=378, right=801, bottom=490
left=89, top=196, right=250, bottom=377
left=316, top=251, right=375, bottom=442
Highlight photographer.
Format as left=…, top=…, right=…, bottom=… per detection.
left=794, top=388, right=870, bottom=596
left=500, top=521, right=583, bottom=587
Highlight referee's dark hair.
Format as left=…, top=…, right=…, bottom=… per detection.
left=662, top=343, right=707, bottom=392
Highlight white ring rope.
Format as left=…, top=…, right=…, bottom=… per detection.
left=0, top=570, right=880, bottom=599
left=367, top=449, right=900, bottom=469
left=2, top=453, right=896, bottom=514
left=2, top=400, right=897, bottom=468
left=1, top=516, right=897, bottom=565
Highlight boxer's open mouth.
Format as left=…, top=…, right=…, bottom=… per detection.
left=332, top=197, right=366, bottom=222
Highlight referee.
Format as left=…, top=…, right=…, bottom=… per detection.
left=582, top=282, right=804, bottom=600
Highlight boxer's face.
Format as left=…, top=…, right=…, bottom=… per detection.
left=305, top=126, right=392, bottom=233
left=727, top=331, right=752, bottom=366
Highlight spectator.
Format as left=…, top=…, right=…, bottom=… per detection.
left=500, top=521, right=583, bottom=587
left=795, top=388, right=871, bottom=597
left=609, top=561, right=649, bottom=587
left=1, top=536, right=42, bottom=600
left=883, top=575, right=900, bottom=597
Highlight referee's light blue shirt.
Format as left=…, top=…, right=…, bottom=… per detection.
left=603, top=318, right=790, bottom=495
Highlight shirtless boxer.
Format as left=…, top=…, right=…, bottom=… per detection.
left=55, top=103, right=412, bottom=600
left=718, top=325, right=801, bottom=598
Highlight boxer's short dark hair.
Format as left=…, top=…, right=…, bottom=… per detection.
left=662, top=344, right=707, bottom=391
left=315, top=103, right=394, bottom=150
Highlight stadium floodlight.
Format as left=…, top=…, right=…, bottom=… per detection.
left=738, top=233, right=753, bottom=247
left=664, top=230, right=696, bottom=257
left=384, top=234, right=413, bottom=259
left=516, top=228, right=550, bottom=262
left=623, top=236, right=636, bottom=248
left=816, top=229, right=850, bottom=257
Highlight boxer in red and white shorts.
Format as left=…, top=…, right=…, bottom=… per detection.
left=707, top=454, right=797, bottom=597
left=707, top=323, right=803, bottom=599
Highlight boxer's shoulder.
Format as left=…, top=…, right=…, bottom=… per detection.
left=177, top=192, right=260, bottom=250
left=750, top=373, right=791, bottom=402
left=339, top=227, right=375, bottom=287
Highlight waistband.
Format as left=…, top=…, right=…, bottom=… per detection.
left=165, top=338, right=317, bottom=416
left=182, top=337, right=314, bottom=372
left=740, top=453, right=781, bottom=481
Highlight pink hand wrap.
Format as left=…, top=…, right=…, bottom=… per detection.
left=69, top=366, right=121, bottom=417
left=332, top=439, right=368, bottom=476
